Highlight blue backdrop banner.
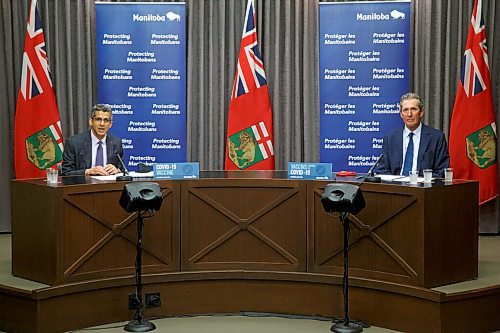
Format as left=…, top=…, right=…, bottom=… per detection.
left=319, top=1, right=410, bottom=172
left=96, top=3, right=186, bottom=171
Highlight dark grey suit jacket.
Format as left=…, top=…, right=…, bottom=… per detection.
left=61, top=130, right=123, bottom=176
left=376, top=124, right=450, bottom=178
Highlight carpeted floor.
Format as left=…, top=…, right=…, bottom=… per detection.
left=70, top=314, right=401, bottom=333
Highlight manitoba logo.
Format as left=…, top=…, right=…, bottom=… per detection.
left=227, top=121, right=274, bottom=169
left=465, top=123, right=497, bottom=169
left=390, top=10, right=405, bottom=19
left=25, top=122, right=64, bottom=170
left=166, top=11, right=181, bottom=21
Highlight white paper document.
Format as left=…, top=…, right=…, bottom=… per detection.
left=377, top=174, right=429, bottom=183
left=91, top=171, right=154, bottom=181
left=377, top=175, right=406, bottom=181
left=391, top=176, right=421, bottom=182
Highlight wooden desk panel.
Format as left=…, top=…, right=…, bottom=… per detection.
left=12, top=179, right=180, bottom=285
left=308, top=180, right=479, bottom=288
left=180, top=179, right=307, bottom=272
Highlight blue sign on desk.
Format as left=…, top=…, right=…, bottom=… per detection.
left=153, top=162, right=199, bottom=179
left=287, top=162, right=333, bottom=180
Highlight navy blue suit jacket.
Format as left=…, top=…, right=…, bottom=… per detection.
left=377, top=124, right=450, bottom=178
left=61, top=130, right=123, bottom=176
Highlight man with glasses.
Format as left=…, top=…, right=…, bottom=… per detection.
left=61, top=104, right=123, bottom=176
left=376, top=92, right=450, bottom=178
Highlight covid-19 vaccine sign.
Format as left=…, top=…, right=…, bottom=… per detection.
left=319, top=1, right=410, bottom=172
left=96, top=3, right=186, bottom=171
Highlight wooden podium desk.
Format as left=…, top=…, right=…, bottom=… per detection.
left=11, top=172, right=478, bottom=288
left=308, top=178, right=479, bottom=288
left=11, top=176, right=180, bottom=285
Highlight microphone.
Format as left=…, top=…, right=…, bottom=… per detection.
left=115, top=154, right=133, bottom=181
left=363, top=153, right=383, bottom=183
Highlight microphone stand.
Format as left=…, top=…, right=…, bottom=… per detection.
left=124, top=210, right=156, bottom=332
left=331, top=211, right=367, bottom=333
left=362, top=154, right=383, bottom=183
left=116, top=153, right=133, bottom=181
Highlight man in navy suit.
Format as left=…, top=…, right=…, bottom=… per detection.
left=377, top=93, right=450, bottom=178
left=61, top=104, right=123, bottom=176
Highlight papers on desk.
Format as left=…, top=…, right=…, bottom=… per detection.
left=377, top=174, right=431, bottom=183
left=128, top=171, right=154, bottom=178
left=91, top=174, right=117, bottom=181
left=91, top=171, right=154, bottom=181
left=377, top=175, right=407, bottom=182
left=391, top=176, right=426, bottom=183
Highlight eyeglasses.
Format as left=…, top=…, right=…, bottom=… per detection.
left=92, top=117, right=111, bottom=124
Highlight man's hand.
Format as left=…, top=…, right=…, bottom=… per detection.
left=104, top=163, right=119, bottom=175
left=85, top=164, right=119, bottom=176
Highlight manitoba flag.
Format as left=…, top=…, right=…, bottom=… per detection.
left=224, top=0, right=275, bottom=170
left=449, top=0, right=498, bottom=204
left=15, top=0, right=63, bottom=179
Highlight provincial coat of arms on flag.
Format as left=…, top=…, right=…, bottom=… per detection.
left=25, top=123, right=64, bottom=170
left=227, top=121, right=273, bottom=169
left=465, top=123, right=496, bottom=170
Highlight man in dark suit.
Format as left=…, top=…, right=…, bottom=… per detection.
left=377, top=93, right=450, bottom=178
left=61, top=104, right=123, bottom=176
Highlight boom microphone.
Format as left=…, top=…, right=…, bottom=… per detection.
left=362, top=153, right=383, bottom=183
left=116, top=154, right=133, bottom=181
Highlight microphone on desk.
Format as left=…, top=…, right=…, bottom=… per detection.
left=115, top=154, right=133, bottom=181
left=362, top=153, right=383, bottom=183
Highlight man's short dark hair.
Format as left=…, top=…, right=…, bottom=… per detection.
left=90, top=104, right=112, bottom=119
left=399, top=93, right=424, bottom=111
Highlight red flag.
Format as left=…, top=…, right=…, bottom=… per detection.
left=15, top=0, right=63, bottom=179
left=449, top=0, right=498, bottom=204
left=225, top=0, right=275, bottom=170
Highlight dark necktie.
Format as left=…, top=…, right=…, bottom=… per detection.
left=96, top=141, right=104, bottom=166
left=402, top=132, right=414, bottom=176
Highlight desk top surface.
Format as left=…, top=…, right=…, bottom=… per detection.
left=12, top=170, right=474, bottom=189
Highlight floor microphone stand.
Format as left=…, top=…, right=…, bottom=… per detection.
left=331, top=211, right=366, bottom=333
left=125, top=210, right=155, bottom=332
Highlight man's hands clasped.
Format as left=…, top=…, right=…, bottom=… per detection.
left=85, top=164, right=120, bottom=176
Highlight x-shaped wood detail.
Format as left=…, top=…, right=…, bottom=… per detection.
left=316, top=189, right=418, bottom=278
left=188, top=187, right=299, bottom=264
left=62, top=188, right=172, bottom=276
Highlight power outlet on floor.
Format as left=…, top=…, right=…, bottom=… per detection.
left=128, top=293, right=141, bottom=310
left=145, top=292, right=161, bottom=308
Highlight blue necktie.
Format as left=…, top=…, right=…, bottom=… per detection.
left=96, top=141, right=104, bottom=166
left=402, top=132, right=414, bottom=176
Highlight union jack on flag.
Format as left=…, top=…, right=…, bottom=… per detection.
left=225, top=0, right=275, bottom=170
left=20, top=0, right=53, bottom=100
left=15, top=0, right=63, bottom=179
left=460, top=0, right=489, bottom=97
left=231, top=0, right=268, bottom=99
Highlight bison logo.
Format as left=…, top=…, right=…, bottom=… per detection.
left=166, top=11, right=180, bottom=22
left=390, top=10, right=405, bottom=19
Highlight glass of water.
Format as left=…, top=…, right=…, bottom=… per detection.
left=444, top=168, right=453, bottom=182
left=423, top=169, right=433, bottom=183
left=409, top=170, right=418, bottom=184
left=46, top=167, right=58, bottom=184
